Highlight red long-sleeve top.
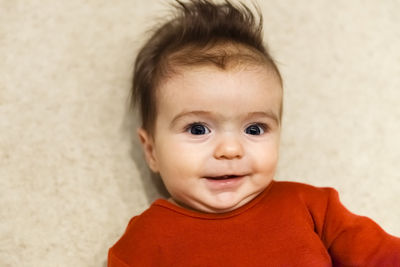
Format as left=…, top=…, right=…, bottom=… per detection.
left=108, top=181, right=400, bottom=266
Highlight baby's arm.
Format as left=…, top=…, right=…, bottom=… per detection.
left=108, top=216, right=162, bottom=267
left=108, top=251, right=130, bottom=267
left=319, top=189, right=400, bottom=266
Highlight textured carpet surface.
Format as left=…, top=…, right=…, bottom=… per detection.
left=1, top=0, right=399, bottom=266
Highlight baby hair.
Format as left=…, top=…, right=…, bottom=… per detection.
left=131, top=0, right=282, bottom=135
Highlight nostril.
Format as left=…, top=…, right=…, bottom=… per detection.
left=213, top=140, right=244, bottom=159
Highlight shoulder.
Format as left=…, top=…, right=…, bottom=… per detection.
left=269, top=180, right=342, bottom=221
left=271, top=180, right=337, bottom=201
left=114, top=201, right=173, bottom=243
left=108, top=203, right=172, bottom=266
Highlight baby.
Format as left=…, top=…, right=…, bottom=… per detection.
left=108, top=0, right=400, bottom=266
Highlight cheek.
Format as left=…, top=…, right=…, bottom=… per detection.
left=248, top=143, right=279, bottom=171
left=156, top=140, right=205, bottom=175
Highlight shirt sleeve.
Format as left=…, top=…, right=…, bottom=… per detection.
left=107, top=216, right=162, bottom=267
left=320, top=188, right=400, bottom=266
left=108, top=249, right=130, bottom=267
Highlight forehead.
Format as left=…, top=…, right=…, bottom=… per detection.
left=155, top=65, right=282, bottom=122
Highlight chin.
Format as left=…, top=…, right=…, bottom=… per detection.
left=207, top=188, right=266, bottom=213
left=204, top=195, right=246, bottom=213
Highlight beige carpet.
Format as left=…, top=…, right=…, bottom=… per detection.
left=1, top=0, right=399, bottom=266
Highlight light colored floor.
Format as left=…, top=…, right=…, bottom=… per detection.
left=1, top=0, right=399, bottom=266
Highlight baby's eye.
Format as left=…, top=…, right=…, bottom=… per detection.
left=245, top=124, right=266, bottom=135
left=187, top=123, right=211, bottom=135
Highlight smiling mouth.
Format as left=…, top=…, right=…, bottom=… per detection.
left=205, top=175, right=244, bottom=180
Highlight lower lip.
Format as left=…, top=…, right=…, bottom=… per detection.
left=203, top=176, right=246, bottom=190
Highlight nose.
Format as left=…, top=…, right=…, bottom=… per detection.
left=213, top=134, right=244, bottom=160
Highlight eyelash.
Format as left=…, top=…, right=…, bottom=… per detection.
left=254, top=123, right=268, bottom=130
left=183, top=122, right=269, bottom=135
left=184, top=122, right=210, bottom=134
left=245, top=123, right=268, bottom=135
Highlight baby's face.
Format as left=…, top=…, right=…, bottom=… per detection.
left=139, top=65, right=282, bottom=213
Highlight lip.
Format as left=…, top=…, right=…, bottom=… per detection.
left=203, top=172, right=250, bottom=179
left=203, top=175, right=248, bottom=190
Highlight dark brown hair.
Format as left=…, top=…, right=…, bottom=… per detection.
left=131, top=0, right=282, bottom=136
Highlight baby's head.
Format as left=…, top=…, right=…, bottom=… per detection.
left=132, top=0, right=283, bottom=213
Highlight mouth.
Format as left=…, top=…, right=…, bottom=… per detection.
left=203, top=174, right=247, bottom=190
left=204, top=174, right=246, bottom=180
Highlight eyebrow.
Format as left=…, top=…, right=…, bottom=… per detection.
left=170, top=111, right=212, bottom=128
left=170, top=110, right=280, bottom=127
left=244, top=111, right=280, bottom=125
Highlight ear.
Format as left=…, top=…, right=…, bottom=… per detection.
left=137, top=128, right=159, bottom=173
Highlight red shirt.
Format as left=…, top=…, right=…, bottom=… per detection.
left=108, top=181, right=400, bottom=266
